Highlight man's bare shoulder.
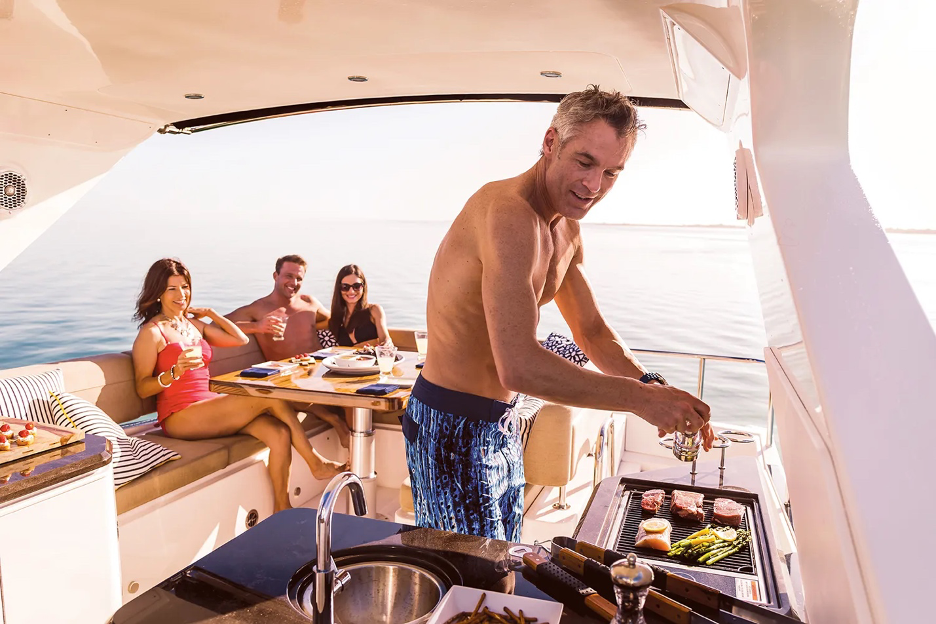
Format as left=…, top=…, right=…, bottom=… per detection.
left=228, top=296, right=271, bottom=320
left=469, top=180, right=541, bottom=228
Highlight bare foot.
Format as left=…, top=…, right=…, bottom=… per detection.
left=309, top=457, right=347, bottom=480
left=332, top=419, right=351, bottom=449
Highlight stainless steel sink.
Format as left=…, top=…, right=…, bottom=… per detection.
left=287, top=545, right=463, bottom=624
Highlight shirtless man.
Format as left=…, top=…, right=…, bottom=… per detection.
left=403, top=86, right=714, bottom=542
left=228, top=254, right=350, bottom=446
left=228, top=255, right=329, bottom=361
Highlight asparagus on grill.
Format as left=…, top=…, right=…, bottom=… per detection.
left=666, top=529, right=751, bottom=564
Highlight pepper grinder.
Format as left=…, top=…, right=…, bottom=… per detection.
left=609, top=553, right=654, bottom=624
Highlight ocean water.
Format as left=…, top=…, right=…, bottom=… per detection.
left=1, top=203, right=933, bottom=430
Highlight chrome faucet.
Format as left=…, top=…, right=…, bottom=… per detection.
left=312, top=471, right=368, bottom=624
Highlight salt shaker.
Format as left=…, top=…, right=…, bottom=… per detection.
left=609, top=553, right=654, bottom=624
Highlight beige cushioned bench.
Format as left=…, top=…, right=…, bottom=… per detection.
left=0, top=338, right=329, bottom=515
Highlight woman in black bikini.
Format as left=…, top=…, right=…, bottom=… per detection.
left=328, top=264, right=390, bottom=346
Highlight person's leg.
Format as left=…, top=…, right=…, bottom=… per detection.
left=403, top=396, right=520, bottom=540
left=263, top=399, right=347, bottom=480
left=496, top=432, right=526, bottom=543
left=162, top=395, right=301, bottom=511
left=162, top=394, right=284, bottom=439
left=305, top=403, right=351, bottom=449
left=238, top=414, right=293, bottom=512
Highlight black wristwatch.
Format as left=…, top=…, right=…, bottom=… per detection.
left=639, top=372, right=668, bottom=385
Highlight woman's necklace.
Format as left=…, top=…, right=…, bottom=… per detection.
left=162, top=314, right=200, bottom=345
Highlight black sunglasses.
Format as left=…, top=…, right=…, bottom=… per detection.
left=341, top=282, right=364, bottom=292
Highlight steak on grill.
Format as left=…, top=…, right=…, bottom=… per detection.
left=670, top=490, right=705, bottom=521
left=641, top=489, right=665, bottom=513
left=713, top=498, right=744, bottom=527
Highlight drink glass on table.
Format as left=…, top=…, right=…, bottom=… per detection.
left=414, top=330, right=428, bottom=359
left=376, top=344, right=397, bottom=379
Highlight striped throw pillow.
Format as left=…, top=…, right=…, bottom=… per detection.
left=49, top=391, right=179, bottom=488
left=515, top=395, right=546, bottom=450
left=0, top=369, right=64, bottom=425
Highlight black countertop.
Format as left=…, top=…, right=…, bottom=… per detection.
left=111, top=458, right=788, bottom=624
left=111, top=510, right=623, bottom=623
left=0, top=433, right=111, bottom=505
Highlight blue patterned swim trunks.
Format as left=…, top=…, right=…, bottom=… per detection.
left=402, top=375, right=525, bottom=542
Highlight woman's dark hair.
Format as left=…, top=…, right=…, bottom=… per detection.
left=329, top=264, right=371, bottom=338
left=134, top=258, right=192, bottom=327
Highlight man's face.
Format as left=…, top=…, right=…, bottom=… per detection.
left=542, top=119, right=632, bottom=220
left=273, top=262, right=305, bottom=299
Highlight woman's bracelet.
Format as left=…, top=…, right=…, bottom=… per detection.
left=169, top=365, right=180, bottom=381
left=156, top=370, right=172, bottom=389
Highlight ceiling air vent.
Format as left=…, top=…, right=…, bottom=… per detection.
left=1, top=171, right=28, bottom=212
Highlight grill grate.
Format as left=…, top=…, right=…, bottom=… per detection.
left=614, top=488, right=758, bottom=575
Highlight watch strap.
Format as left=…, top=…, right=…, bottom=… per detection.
left=639, top=372, right=668, bottom=385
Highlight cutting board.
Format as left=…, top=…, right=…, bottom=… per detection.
left=0, top=417, right=85, bottom=467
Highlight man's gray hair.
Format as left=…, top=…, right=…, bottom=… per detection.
left=544, top=85, right=646, bottom=155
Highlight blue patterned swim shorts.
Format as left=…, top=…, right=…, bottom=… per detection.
left=402, top=375, right=525, bottom=542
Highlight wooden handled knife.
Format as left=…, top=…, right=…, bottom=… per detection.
left=522, top=551, right=617, bottom=622
left=550, top=543, right=710, bottom=624
left=551, top=536, right=801, bottom=624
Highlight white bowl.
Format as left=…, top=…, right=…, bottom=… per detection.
left=426, top=585, right=563, bottom=624
left=332, top=354, right=376, bottom=368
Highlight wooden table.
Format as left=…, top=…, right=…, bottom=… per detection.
left=210, top=348, right=420, bottom=517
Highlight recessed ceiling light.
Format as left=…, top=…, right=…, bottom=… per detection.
left=347, top=76, right=368, bottom=83
left=184, top=93, right=204, bottom=99
left=540, top=71, right=562, bottom=78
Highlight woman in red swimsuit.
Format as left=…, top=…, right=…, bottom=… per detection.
left=131, top=258, right=345, bottom=512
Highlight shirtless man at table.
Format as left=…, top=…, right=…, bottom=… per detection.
left=404, top=86, right=714, bottom=542
left=227, top=254, right=350, bottom=447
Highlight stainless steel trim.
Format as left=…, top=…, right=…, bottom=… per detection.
left=593, top=414, right=616, bottom=488
left=553, top=485, right=570, bottom=510
left=629, top=348, right=768, bottom=435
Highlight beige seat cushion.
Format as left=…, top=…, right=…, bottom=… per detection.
left=115, top=435, right=227, bottom=515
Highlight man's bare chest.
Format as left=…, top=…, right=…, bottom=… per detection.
left=534, top=241, right=576, bottom=305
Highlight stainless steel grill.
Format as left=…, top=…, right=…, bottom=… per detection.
left=614, top=487, right=757, bottom=575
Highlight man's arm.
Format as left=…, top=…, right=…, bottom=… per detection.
left=553, top=244, right=645, bottom=378
left=311, top=297, right=331, bottom=329
left=553, top=242, right=715, bottom=448
left=481, top=204, right=710, bottom=435
left=226, top=302, right=270, bottom=335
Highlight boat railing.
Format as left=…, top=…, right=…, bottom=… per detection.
left=592, top=348, right=770, bottom=489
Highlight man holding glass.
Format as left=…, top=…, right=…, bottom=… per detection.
left=228, top=255, right=350, bottom=447
left=228, top=254, right=330, bottom=361
left=404, top=85, right=714, bottom=542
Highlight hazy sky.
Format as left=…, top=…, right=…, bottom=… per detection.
left=83, top=0, right=933, bottom=231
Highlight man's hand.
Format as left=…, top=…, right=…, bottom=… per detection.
left=255, top=312, right=287, bottom=336
left=641, top=382, right=711, bottom=436
left=658, top=422, right=715, bottom=451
